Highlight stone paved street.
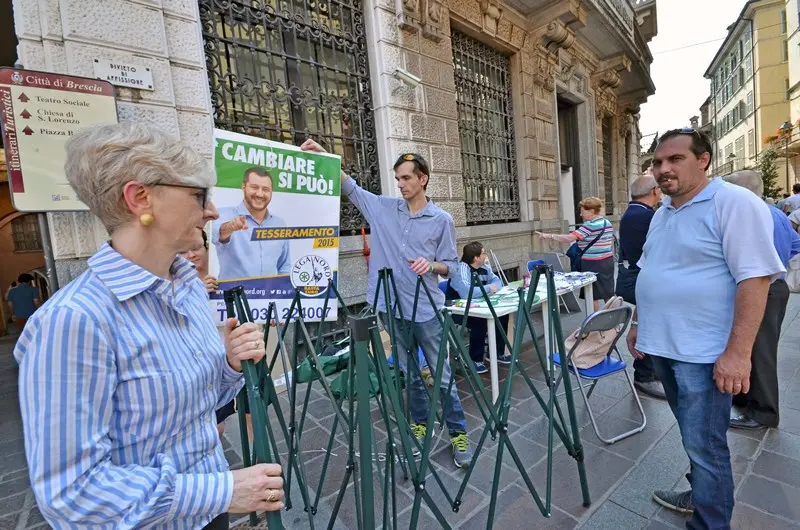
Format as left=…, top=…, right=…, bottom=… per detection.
left=2, top=297, right=800, bottom=529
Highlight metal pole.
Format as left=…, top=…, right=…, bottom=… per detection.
left=787, top=137, right=791, bottom=190
left=37, top=213, right=59, bottom=294
left=349, top=315, right=375, bottom=530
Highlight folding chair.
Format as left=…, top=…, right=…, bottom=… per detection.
left=526, top=260, right=545, bottom=272
left=552, top=304, right=646, bottom=444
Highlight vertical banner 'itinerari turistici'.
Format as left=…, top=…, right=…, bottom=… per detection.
left=208, top=129, right=341, bottom=324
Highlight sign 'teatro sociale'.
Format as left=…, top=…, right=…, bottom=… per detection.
left=0, top=68, right=118, bottom=212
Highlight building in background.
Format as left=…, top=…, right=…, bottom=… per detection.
left=5, top=0, right=656, bottom=327
left=784, top=0, right=800, bottom=187
left=639, top=131, right=658, bottom=173
left=705, top=0, right=790, bottom=180
left=698, top=96, right=713, bottom=137
left=0, top=1, right=48, bottom=336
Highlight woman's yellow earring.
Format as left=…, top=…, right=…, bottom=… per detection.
left=139, top=214, right=154, bottom=226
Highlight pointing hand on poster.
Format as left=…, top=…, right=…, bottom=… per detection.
left=300, top=138, right=349, bottom=182
left=219, top=215, right=248, bottom=243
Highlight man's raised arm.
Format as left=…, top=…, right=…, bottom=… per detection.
left=300, top=139, right=392, bottom=224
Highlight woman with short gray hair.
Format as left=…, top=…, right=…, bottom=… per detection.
left=14, top=122, right=284, bottom=529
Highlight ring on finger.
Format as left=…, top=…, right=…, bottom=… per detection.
left=267, top=489, right=278, bottom=502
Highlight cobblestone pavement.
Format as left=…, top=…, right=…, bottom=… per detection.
left=2, top=297, right=800, bottom=529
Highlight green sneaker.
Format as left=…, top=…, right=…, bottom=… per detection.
left=410, top=422, right=431, bottom=456
left=450, top=432, right=473, bottom=469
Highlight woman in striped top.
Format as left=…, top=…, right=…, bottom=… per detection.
left=535, top=196, right=615, bottom=310
left=14, top=123, right=284, bottom=529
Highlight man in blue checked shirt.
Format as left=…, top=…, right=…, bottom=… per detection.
left=723, top=170, right=800, bottom=430
left=212, top=167, right=291, bottom=281
left=301, top=139, right=475, bottom=469
left=16, top=123, right=284, bottom=530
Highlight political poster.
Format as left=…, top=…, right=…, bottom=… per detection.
left=208, top=129, right=341, bottom=325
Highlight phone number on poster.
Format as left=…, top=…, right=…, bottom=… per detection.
left=215, top=306, right=332, bottom=322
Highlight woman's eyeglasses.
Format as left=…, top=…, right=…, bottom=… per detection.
left=156, top=183, right=210, bottom=208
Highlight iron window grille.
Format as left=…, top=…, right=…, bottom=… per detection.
left=11, top=215, right=42, bottom=252
left=452, top=30, right=520, bottom=225
left=199, top=0, right=380, bottom=234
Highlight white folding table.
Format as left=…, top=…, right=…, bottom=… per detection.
left=448, top=276, right=596, bottom=403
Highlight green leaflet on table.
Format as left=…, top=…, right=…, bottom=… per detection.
left=452, top=293, right=539, bottom=309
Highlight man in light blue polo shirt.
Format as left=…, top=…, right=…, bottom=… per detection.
left=300, top=139, right=474, bottom=470
left=627, top=129, right=784, bottom=529
left=212, top=167, right=290, bottom=281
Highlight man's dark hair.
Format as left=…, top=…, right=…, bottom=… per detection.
left=793, top=183, right=800, bottom=194
left=201, top=230, right=208, bottom=250
left=461, top=241, right=484, bottom=265
left=657, top=128, right=714, bottom=171
left=393, top=153, right=430, bottom=191
left=243, top=167, right=273, bottom=185
left=17, top=273, right=34, bottom=284
left=784, top=193, right=791, bottom=198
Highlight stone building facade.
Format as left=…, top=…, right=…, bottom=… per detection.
left=10, top=0, right=656, bottom=311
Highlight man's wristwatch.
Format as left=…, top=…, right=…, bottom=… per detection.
left=428, top=263, right=434, bottom=274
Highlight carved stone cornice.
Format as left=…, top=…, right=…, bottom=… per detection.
left=421, top=0, right=444, bottom=42
left=560, top=60, right=577, bottom=83
left=534, top=51, right=558, bottom=92
left=592, top=54, right=632, bottom=118
left=593, top=70, right=622, bottom=92
left=527, top=0, right=589, bottom=93
left=444, top=0, right=524, bottom=49
left=617, top=111, right=634, bottom=138
left=528, top=0, right=586, bottom=33
left=598, top=53, right=632, bottom=76
left=396, top=0, right=445, bottom=42
left=596, top=92, right=616, bottom=119
left=396, top=0, right=422, bottom=33
left=479, top=0, right=503, bottom=37
left=617, top=89, right=651, bottom=114
left=541, top=20, right=575, bottom=54
left=570, top=43, right=597, bottom=73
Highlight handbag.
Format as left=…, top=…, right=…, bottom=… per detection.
left=564, top=296, right=625, bottom=369
left=787, top=255, right=800, bottom=293
left=567, top=230, right=603, bottom=272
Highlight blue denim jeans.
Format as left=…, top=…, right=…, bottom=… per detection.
left=452, top=314, right=510, bottom=363
left=386, top=314, right=468, bottom=434
left=650, top=356, right=734, bottom=530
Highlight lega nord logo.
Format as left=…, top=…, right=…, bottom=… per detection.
left=291, top=255, right=332, bottom=296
